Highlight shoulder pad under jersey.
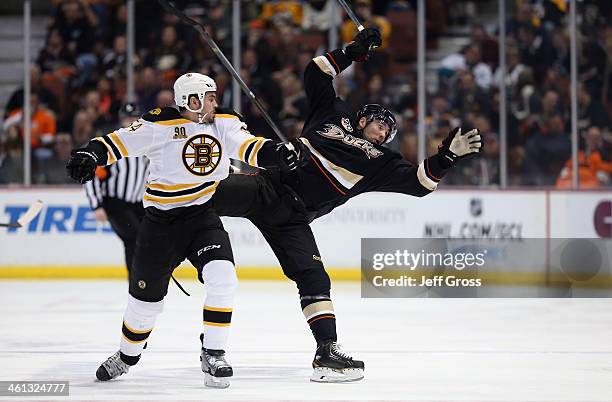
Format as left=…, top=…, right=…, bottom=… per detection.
left=141, top=107, right=187, bottom=125
left=215, top=107, right=245, bottom=122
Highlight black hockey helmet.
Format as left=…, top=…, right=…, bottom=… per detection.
left=355, top=104, right=398, bottom=144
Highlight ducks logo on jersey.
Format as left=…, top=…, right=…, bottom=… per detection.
left=182, top=134, right=222, bottom=176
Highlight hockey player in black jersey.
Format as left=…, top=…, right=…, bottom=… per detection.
left=212, top=28, right=482, bottom=383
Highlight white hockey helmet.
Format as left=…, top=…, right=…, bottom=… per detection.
left=173, top=72, right=217, bottom=113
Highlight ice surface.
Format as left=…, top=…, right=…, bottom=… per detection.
left=1, top=280, right=611, bottom=401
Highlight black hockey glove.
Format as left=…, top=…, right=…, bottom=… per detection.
left=66, top=148, right=98, bottom=184
left=344, top=27, right=382, bottom=62
left=277, top=140, right=310, bottom=171
left=437, top=127, right=482, bottom=168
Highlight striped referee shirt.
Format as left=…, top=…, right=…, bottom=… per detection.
left=84, top=156, right=149, bottom=209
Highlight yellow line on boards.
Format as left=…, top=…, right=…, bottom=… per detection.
left=1, top=266, right=611, bottom=288
left=0, top=265, right=360, bottom=281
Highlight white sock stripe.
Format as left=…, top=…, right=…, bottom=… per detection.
left=417, top=162, right=438, bottom=191
left=313, top=55, right=337, bottom=77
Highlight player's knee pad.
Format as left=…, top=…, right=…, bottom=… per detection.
left=293, top=267, right=331, bottom=298
left=128, top=278, right=168, bottom=303
left=127, top=294, right=164, bottom=316
left=202, top=259, right=238, bottom=296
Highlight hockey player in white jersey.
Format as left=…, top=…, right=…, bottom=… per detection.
left=66, top=72, right=307, bottom=388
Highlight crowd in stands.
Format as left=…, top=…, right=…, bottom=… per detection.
left=0, top=0, right=610, bottom=188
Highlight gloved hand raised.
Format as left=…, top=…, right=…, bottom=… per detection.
left=66, top=148, right=98, bottom=184
left=437, top=127, right=482, bottom=168
left=344, top=27, right=382, bottom=62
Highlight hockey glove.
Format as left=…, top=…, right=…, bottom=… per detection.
left=277, top=140, right=310, bottom=171
left=66, top=148, right=98, bottom=184
left=344, top=27, right=382, bottom=62
left=437, top=127, right=482, bottom=168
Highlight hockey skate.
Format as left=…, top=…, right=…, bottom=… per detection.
left=200, top=334, right=233, bottom=388
left=96, top=351, right=130, bottom=381
left=311, top=341, right=364, bottom=383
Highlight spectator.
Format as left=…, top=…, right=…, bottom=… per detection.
left=260, top=1, right=304, bottom=27
left=0, top=137, right=22, bottom=184
left=82, top=89, right=113, bottom=135
left=550, top=28, right=569, bottom=74
left=578, top=84, right=610, bottom=131
left=470, top=24, right=498, bottom=67
left=494, top=46, right=526, bottom=90
left=52, top=0, right=98, bottom=55
left=516, top=24, right=555, bottom=82
left=348, top=74, right=388, bottom=111
left=5, top=93, right=57, bottom=153
left=36, top=133, right=75, bottom=185
left=136, top=67, right=161, bottom=112
left=302, top=0, right=342, bottom=32
left=463, top=44, right=493, bottom=90
left=557, top=126, right=612, bottom=189
left=144, top=25, right=188, bottom=82
left=72, top=109, right=94, bottom=147
left=156, top=89, right=175, bottom=109
left=440, top=44, right=493, bottom=90
left=52, top=0, right=99, bottom=84
left=37, top=29, right=74, bottom=74
left=204, top=1, right=232, bottom=52
left=399, top=132, right=418, bottom=164
left=523, top=114, right=571, bottom=185
left=102, top=35, right=128, bottom=80
left=4, top=66, right=57, bottom=117
left=451, top=71, right=491, bottom=120
left=340, top=0, right=391, bottom=75
left=527, top=89, right=564, bottom=128
left=96, top=78, right=119, bottom=119
left=340, top=0, right=391, bottom=49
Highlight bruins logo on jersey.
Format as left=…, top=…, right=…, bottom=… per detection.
left=182, top=134, right=222, bottom=176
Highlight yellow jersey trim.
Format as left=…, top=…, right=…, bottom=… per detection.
left=108, top=132, right=129, bottom=157
left=147, top=182, right=201, bottom=191
left=203, top=306, right=233, bottom=313
left=238, top=137, right=259, bottom=161
left=143, top=182, right=218, bottom=204
left=215, top=114, right=239, bottom=119
left=92, top=137, right=116, bottom=164
left=203, top=321, right=231, bottom=327
left=249, top=139, right=265, bottom=166
left=123, top=321, right=153, bottom=334
left=153, top=118, right=192, bottom=126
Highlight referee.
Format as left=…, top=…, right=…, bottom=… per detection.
left=83, top=103, right=148, bottom=272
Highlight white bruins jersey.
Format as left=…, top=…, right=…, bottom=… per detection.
left=93, top=107, right=270, bottom=210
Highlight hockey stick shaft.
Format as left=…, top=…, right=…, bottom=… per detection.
left=157, top=0, right=288, bottom=143
left=0, top=200, right=43, bottom=228
left=0, top=223, right=20, bottom=228
left=336, top=0, right=365, bottom=31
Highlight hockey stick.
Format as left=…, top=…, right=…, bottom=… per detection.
left=157, top=0, right=288, bottom=143
left=0, top=200, right=43, bottom=228
left=336, top=0, right=380, bottom=50
left=336, top=0, right=365, bottom=31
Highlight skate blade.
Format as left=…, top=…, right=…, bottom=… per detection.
left=310, top=367, right=364, bottom=383
left=204, top=372, right=230, bottom=389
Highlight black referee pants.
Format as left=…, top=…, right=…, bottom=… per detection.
left=102, top=198, right=145, bottom=272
